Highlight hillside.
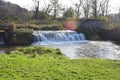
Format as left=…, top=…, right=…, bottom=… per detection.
left=0, top=0, right=32, bottom=21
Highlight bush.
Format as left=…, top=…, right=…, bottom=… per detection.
left=28, top=19, right=53, bottom=25
left=40, top=24, right=65, bottom=30
left=15, top=21, right=65, bottom=30
left=16, top=23, right=38, bottom=30
left=98, top=16, right=113, bottom=29
left=13, top=46, right=62, bottom=57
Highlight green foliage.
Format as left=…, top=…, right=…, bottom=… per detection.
left=1, top=16, right=20, bottom=23
left=49, top=0, right=63, bottom=19
left=13, top=46, right=62, bottom=56
left=27, top=19, right=54, bottom=25
left=98, top=16, right=114, bottom=29
left=38, top=12, right=51, bottom=20
left=0, top=53, right=119, bottom=80
left=40, top=24, right=64, bottom=30
left=17, top=22, right=65, bottom=30
left=16, top=23, right=38, bottom=30
left=99, top=16, right=110, bottom=23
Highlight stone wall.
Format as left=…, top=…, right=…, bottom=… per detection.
left=77, top=19, right=102, bottom=40
left=79, top=19, right=102, bottom=29
left=4, top=30, right=34, bottom=45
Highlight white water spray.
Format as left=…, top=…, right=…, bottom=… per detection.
left=33, top=30, right=87, bottom=45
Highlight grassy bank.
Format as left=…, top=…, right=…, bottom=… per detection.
left=0, top=46, right=120, bottom=80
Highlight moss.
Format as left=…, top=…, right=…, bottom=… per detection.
left=4, top=29, right=34, bottom=45
left=0, top=23, right=16, bottom=31
left=40, top=24, right=65, bottom=30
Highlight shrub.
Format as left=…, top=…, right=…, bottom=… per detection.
left=16, top=23, right=38, bottom=30
left=40, top=24, right=65, bottom=30
left=28, top=19, right=53, bottom=25
left=98, top=16, right=113, bottom=29
left=13, top=46, right=62, bottom=57
left=55, top=49, right=62, bottom=55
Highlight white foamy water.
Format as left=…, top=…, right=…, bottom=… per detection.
left=40, top=41, right=120, bottom=60
left=32, top=30, right=120, bottom=60
left=33, top=30, right=86, bottom=45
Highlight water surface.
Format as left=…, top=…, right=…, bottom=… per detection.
left=33, top=41, right=120, bottom=60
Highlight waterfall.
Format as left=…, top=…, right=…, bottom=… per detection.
left=33, top=30, right=87, bottom=45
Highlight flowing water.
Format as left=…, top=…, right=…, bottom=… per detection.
left=33, top=30, right=120, bottom=60
left=33, top=30, right=87, bottom=45
left=0, top=30, right=119, bottom=60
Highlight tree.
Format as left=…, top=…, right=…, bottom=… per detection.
left=99, top=0, right=109, bottom=16
left=90, top=0, right=109, bottom=18
left=91, top=0, right=98, bottom=18
left=63, top=7, right=75, bottom=19
left=74, top=0, right=83, bottom=18
left=49, top=0, right=63, bottom=20
left=45, top=4, right=51, bottom=14
left=32, top=0, right=40, bottom=19
left=82, top=0, right=91, bottom=18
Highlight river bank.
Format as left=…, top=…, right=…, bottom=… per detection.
left=0, top=41, right=120, bottom=60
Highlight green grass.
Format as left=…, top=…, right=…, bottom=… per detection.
left=0, top=47, right=120, bottom=80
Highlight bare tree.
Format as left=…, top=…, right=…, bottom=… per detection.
left=99, top=0, right=109, bottom=16
left=74, top=0, right=83, bottom=18
left=90, top=0, right=110, bottom=18
left=117, top=8, right=120, bottom=21
left=82, top=0, right=91, bottom=18
left=46, top=4, right=51, bottom=14
left=91, top=0, right=98, bottom=18
left=63, top=7, right=75, bottom=18
left=32, top=0, right=40, bottom=19
left=49, top=0, right=63, bottom=20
